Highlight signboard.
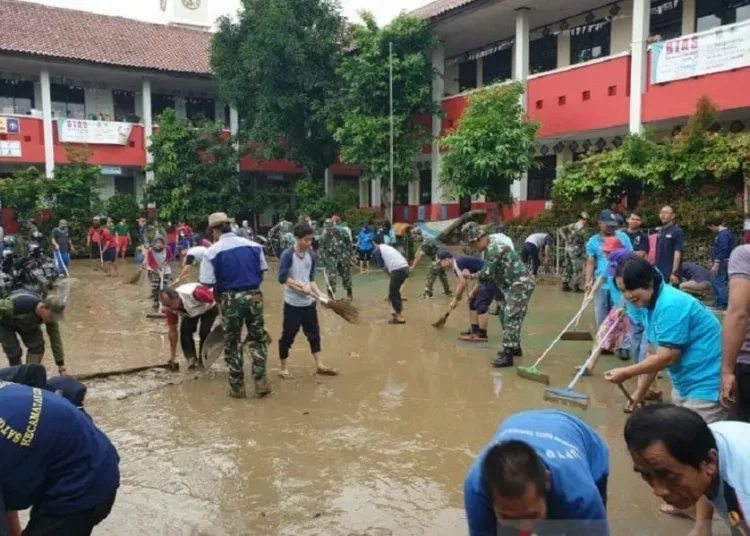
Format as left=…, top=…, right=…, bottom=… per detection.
left=651, top=21, right=750, bottom=84
left=58, top=119, right=133, bottom=145
left=100, top=166, right=122, bottom=176
left=0, top=117, right=20, bottom=135
left=0, top=141, right=22, bottom=158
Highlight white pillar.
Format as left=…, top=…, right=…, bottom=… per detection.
left=431, top=42, right=445, bottom=209
left=40, top=69, right=54, bottom=178
left=371, top=179, right=382, bottom=209
left=630, top=0, right=650, bottom=134
left=229, top=106, right=240, bottom=172
left=513, top=8, right=531, bottom=202
left=324, top=167, right=334, bottom=196
left=142, top=78, right=154, bottom=182
left=408, top=179, right=419, bottom=205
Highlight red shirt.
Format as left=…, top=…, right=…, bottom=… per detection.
left=88, top=227, right=102, bottom=243
left=100, top=228, right=116, bottom=251
left=165, top=286, right=215, bottom=326
left=166, top=230, right=177, bottom=245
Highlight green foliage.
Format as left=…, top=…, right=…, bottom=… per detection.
left=439, top=82, right=539, bottom=206
left=45, top=147, right=102, bottom=220
left=212, top=0, right=343, bottom=178
left=552, top=97, right=750, bottom=207
left=333, top=13, right=438, bottom=210
left=0, top=167, right=46, bottom=223
left=294, top=177, right=358, bottom=219
left=143, top=109, right=241, bottom=228
left=343, top=207, right=378, bottom=230
left=105, top=194, right=141, bottom=223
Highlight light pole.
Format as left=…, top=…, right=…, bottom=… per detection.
left=389, top=41, right=394, bottom=224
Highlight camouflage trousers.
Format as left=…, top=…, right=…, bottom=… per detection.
left=324, top=260, right=352, bottom=295
left=561, top=247, right=584, bottom=287
left=149, top=271, right=171, bottom=309
left=220, top=290, right=268, bottom=393
left=424, top=260, right=451, bottom=296
left=498, top=279, right=535, bottom=351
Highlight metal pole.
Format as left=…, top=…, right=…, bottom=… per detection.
left=556, top=226, right=561, bottom=276
left=389, top=41, right=394, bottom=224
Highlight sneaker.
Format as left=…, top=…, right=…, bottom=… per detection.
left=459, top=327, right=474, bottom=336
left=617, top=348, right=631, bottom=361
left=254, top=377, right=272, bottom=398
left=421, top=292, right=434, bottom=299
left=228, top=387, right=247, bottom=399
left=509, top=347, right=523, bottom=357
left=562, top=283, right=572, bottom=292
left=492, top=350, right=514, bottom=368
left=458, top=334, right=488, bottom=343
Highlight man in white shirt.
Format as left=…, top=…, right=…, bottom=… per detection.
left=625, top=404, right=749, bottom=536
left=489, top=225, right=514, bottom=251
left=374, top=234, right=409, bottom=324
left=173, top=238, right=209, bottom=285
left=521, top=232, right=552, bottom=276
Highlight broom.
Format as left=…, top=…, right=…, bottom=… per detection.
left=560, top=292, right=595, bottom=341
left=128, top=267, right=144, bottom=285
left=316, top=294, right=360, bottom=323
left=518, top=295, right=595, bottom=384
left=432, top=279, right=476, bottom=329
left=544, top=309, right=625, bottom=409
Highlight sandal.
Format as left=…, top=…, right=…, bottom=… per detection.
left=623, top=400, right=643, bottom=414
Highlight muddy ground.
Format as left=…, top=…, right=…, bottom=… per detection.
left=23, top=260, right=712, bottom=535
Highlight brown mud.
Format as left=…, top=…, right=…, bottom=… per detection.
left=22, top=260, right=710, bottom=535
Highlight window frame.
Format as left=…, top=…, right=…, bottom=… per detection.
left=569, top=20, right=612, bottom=65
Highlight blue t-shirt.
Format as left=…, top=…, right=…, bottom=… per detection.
left=586, top=231, right=633, bottom=281
left=464, top=410, right=609, bottom=536
left=455, top=254, right=485, bottom=275
left=644, top=283, right=721, bottom=401
left=706, top=421, right=750, bottom=530
left=358, top=230, right=375, bottom=251
left=0, top=382, right=120, bottom=515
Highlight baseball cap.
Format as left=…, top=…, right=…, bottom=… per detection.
left=331, top=215, right=341, bottom=224
left=599, top=210, right=619, bottom=227
left=602, top=236, right=623, bottom=253
left=208, top=212, right=230, bottom=228
left=436, top=250, right=453, bottom=260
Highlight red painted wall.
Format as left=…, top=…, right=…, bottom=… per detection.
left=527, top=55, right=631, bottom=137
left=53, top=124, right=147, bottom=167
left=643, top=51, right=750, bottom=122
left=441, top=95, right=470, bottom=135
left=0, top=117, right=45, bottom=164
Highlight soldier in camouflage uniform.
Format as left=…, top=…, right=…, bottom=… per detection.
left=463, top=222, right=535, bottom=368
left=268, top=219, right=293, bottom=257
left=201, top=212, right=270, bottom=398
left=319, top=219, right=353, bottom=300
left=558, top=212, right=589, bottom=292
left=409, top=229, right=452, bottom=298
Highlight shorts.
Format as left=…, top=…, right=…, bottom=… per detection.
left=358, top=249, right=373, bottom=262
left=116, top=236, right=129, bottom=251
left=671, top=389, right=728, bottom=424
left=102, top=247, right=117, bottom=263
left=469, top=283, right=498, bottom=315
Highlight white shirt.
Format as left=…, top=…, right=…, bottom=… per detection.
left=525, top=233, right=550, bottom=249
left=378, top=244, right=408, bottom=272
left=706, top=421, right=750, bottom=528
left=489, top=233, right=514, bottom=251
left=184, top=246, right=207, bottom=266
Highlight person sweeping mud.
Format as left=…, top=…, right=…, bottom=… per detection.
left=0, top=291, right=66, bottom=375
left=143, top=236, right=174, bottom=312
left=319, top=219, right=353, bottom=300
left=410, top=230, right=452, bottom=299
left=374, top=234, right=409, bottom=324
left=200, top=212, right=270, bottom=399
left=463, top=222, right=535, bottom=367
left=277, top=222, right=338, bottom=378
left=437, top=250, right=494, bottom=344
left=159, top=284, right=218, bottom=370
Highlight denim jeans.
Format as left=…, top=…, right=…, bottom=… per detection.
left=594, top=286, right=613, bottom=329
left=711, top=261, right=729, bottom=309
left=629, top=321, right=648, bottom=363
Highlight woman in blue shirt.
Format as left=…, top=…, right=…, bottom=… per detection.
left=357, top=226, right=375, bottom=273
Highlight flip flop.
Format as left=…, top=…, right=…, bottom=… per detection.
left=316, top=368, right=339, bottom=376
left=278, top=370, right=293, bottom=379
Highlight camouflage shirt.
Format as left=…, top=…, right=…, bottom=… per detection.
left=478, top=244, right=533, bottom=293
left=319, top=228, right=350, bottom=264
left=561, top=222, right=588, bottom=250
left=419, top=238, right=441, bottom=260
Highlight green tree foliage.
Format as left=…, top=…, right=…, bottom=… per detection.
left=212, top=0, right=344, bottom=179
left=0, top=166, right=45, bottom=223
left=294, top=177, right=358, bottom=219
left=45, top=147, right=102, bottom=219
left=439, top=82, right=540, bottom=207
left=333, top=13, right=438, bottom=213
left=105, top=194, right=141, bottom=223
left=143, top=109, right=241, bottom=227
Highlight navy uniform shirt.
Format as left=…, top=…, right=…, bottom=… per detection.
left=655, top=224, right=685, bottom=277
left=624, top=228, right=649, bottom=255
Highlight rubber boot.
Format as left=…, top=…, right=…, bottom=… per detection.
left=228, top=387, right=247, bottom=399
left=492, top=349, right=514, bottom=368
left=510, top=347, right=523, bottom=357
left=347, top=289, right=353, bottom=301
left=562, top=283, right=572, bottom=292
left=254, top=376, right=272, bottom=398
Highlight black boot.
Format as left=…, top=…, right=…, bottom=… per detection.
left=347, top=289, right=353, bottom=301
left=562, top=283, right=572, bottom=292
left=492, top=349, right=514, bottom=368
left=510, top=347, right=523, bottom=357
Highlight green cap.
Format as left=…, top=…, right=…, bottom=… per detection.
left=462, top=222, right=486, bottom=243
left=43, top=296, right=66, bottom=319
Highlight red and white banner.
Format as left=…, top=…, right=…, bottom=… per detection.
left=58, top=119, right=133, bottom=145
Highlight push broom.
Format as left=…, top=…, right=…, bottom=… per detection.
left=544, top=309, right=625, bottom=409
left=517, top=293, right=595, bottom=384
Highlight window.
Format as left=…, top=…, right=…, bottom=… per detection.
left=114, top=176, right=136, bottom=197
left=113, top=90, right=136, bottom=122
left=51, top=84, right=85, bottom=119
left=394, top=183, right=408, bottom=205
left=419, top=168, right=432, bottom=205
left=0, top=79, right=34, bottom=115
left=152, top=94, right=175, bottom=120
left=482, top=48, right=512, bottom=86
left=458, top=60, right=477, bottom=92
left=696, top=0, right=750, bottom=31
left=570, top=20, right=611, bottom=65
left=530, top=35, right=558, bottom=74
left=527, top=155, right=557, bottom=201
left=186, top=97, right=215, bottom=122
left=650, top=0, right=683, bottom=40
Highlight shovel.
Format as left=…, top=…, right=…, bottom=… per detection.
left=201, top=325, right=274, bottom=369
left=560, top=292, right=594, bottom=341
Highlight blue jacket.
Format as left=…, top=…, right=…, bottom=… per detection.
left=713, top=228, right=734, bottom=263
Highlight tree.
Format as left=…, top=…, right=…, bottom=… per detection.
left=333, top=13, right=438, bottom=218
left=105, top=193, right=141, bottom=223
left=439, top=82, right=540, bottom=207
left=0, top=167, right=46, bottom=224
left=143, top=108, right=241, bottom=226
left=294, top=177, right=358, bottom=219
left=211, top=0, right=344, bottom=179
left=46, top=146, right=102, bottom=219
